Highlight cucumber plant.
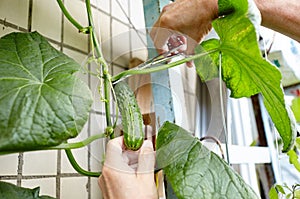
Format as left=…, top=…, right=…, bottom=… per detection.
left=0, top=0, right=298, bottom=198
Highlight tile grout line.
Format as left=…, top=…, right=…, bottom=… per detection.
left=56, top=1, right=65, bottom=197
left=87, top=18, right=92, bottom=199
left=109, top=0, right=113, bottom=76
left=0, top=18, right=27, bottom=32
left=16, top=0, right=34, bottom=188
left=16, top=153, right=24, bottom=186
left=128, top=0, right=132, bottom=61
left=0, top=173, right=84, bottom=180
left=27, top=0, right=33, bottom=32
left=56, top=151, right=62, bottom=199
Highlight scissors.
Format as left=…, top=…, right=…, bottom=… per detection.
left=112, top=44, right=186, bottom=84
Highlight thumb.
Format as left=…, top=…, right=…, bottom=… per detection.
left=185, top=37, right=198, bottom=68
left=137, top=140, right=155, bottom=174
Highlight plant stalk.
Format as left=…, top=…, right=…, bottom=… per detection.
left=65, top=149, right=101, bottom=177
left=85, top=0, right=113, bottom=137
left=49, top=133, right=105, bottom=150
left=111, top=49, right=218, bottom=83
left=56, top=0, right=113, bottom=177
left=56, top=0, right=89, bottom=33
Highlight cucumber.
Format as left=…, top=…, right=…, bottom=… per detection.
left=114, top=81, right=144, bottom=150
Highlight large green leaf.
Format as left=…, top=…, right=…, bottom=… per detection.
left=269, top=186, right=279, bottom=199
left=0, top=32, right=92, bottom=153
left=287, top=149, right=300, bottom=172
left=156, top=122, right=259, bottom=199
left=195, top=0, right=296, bottom=151
left=291, top=97, right=300, bottom=123
left=0, top=181, right=55, bottom=199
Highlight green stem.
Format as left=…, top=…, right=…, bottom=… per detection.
left=56, top=0, right=89, bottom=33
left=85, top=0, right=113, bottom=137
left=65, top=149, right=101, bottom=177
left=111, top=49, right=217, bottom=83
left=48, top=133, right=105, bottom=150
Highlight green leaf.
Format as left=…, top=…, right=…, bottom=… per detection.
left=291, top=97, right=300, bottom=123
left=296, top=137, right=300, bottom=149
left=269, top=186, right=279, bottom=199
left=287, top=149, right=300, bottom=172
left=295, top=189, right=300, bottom=198
left=195, top=0, right=296, bottom=152
left=0, top=181, right=55, bottom=199
left=0, top=32, right=93, bottom=153
left=156, top=122, right=259, bottom=199
left=275, top=184, right=286, bottom=195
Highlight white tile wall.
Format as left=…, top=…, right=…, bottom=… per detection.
left=23, top=151, right=57, bottom=175
left=0, top=0, right=28, bottom=28
left=64, top=0, right=89, bottom=52
left=91, top=177, right=102, bottom=199
left=0, top=154, right=18, bottom=175
left=91, top=0, right=110, bottom=14
left=32, top=0, right=62, bottom=41
left=112, top=20, right=130, bottom=66
left=130, top=29, right=147, bottom=60
left=90, top=113, right=106, bottom=171
left=129, top=0, right=145, bottom=28
left=93, top=10, right=111, bottom=42
left=61, top=177, right=88, bottom=198
left=61, top=124, right=88, bottom=174
left=112, top=0, right=129, bottom=24
left=22, top=178, right=56, bottom=197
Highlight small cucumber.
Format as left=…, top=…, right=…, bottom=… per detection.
left=114, top=81, right=144, bottom=150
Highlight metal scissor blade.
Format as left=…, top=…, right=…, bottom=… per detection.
left=112, top=45, right=185, bottom=85
left=112, top=52, right=185, bottom=85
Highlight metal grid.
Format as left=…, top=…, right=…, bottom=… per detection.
left=0, top=0, right=147, bottom=198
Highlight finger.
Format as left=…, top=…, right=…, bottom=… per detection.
left=175, top=35, right=187, bottom=52
left=137, top=140, right=155, bottom=174
left=151, top=27, right=173, bottom=54
left=166, top=34, right=187, bottom=55
left=105, top=136, right=123, bottom=159
left=186, top=61, right=194, bottom=68
left=123, top=150, right=139, bottom=166
left=161, top=2, right=173, bottom=13
left=104, top=137, right=135, bottom=173
left=186, top=36, right=198, bottom=56
left=98, top=174, right=109, bottom=197
left=185, top=36, right=198, bottom=68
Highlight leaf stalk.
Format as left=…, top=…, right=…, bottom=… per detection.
left=111, top=49, right=217, bottom=83
left=56, top=0, right=89, bottom=33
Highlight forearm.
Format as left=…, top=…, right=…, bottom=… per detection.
left=254, top=0, right=300, bottom=42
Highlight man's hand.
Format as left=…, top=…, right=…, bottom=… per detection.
left=98, top=136, right=157, bottom=199
left=150, top=0, right=218, bottom=66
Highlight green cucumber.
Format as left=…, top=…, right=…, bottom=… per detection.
left=114, top=81, right=144, bottom=150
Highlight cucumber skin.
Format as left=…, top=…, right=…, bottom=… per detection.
left=114, top=81, right=144, bottom=150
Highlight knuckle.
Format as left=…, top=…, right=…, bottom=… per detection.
left=161, top=3, right=172, bottom=13
left=160, top=15, right=173, bottom=28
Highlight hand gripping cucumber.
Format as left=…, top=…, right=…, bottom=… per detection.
left=114, top=81, right=144, bottom=150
